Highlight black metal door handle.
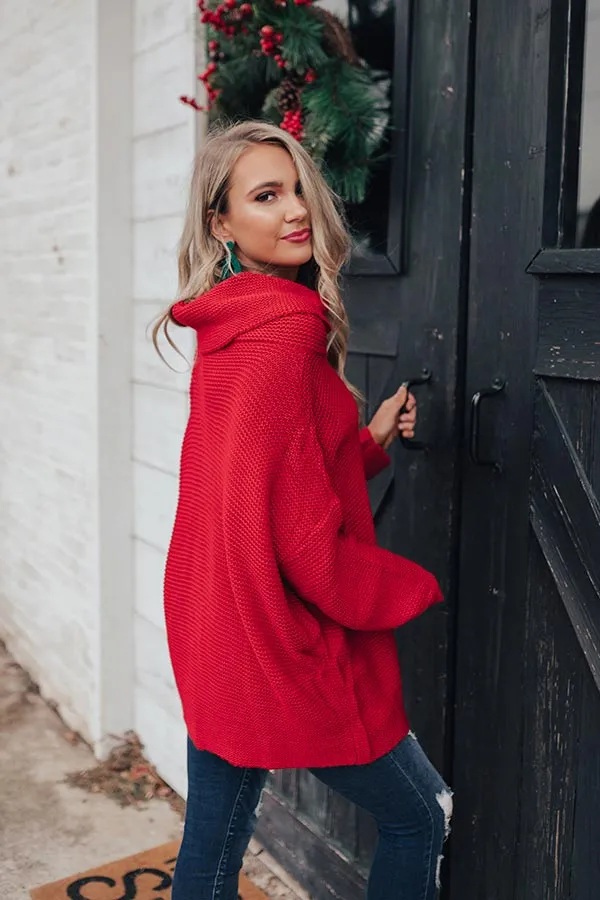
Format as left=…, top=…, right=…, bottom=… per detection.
left=469, top=378, right=506, bottom=468
left=400, top=368, right=433, bottom=451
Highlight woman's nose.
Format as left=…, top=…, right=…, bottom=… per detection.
left=284, top=192, right=308, bottom=222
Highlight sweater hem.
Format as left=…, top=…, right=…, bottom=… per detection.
left=185, top=717, right=410, bottom=770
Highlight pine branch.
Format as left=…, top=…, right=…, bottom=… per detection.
left=212, top=53, right=271, bottom=118
left=193, top=0, right=393, bottom=203
left=305, top=62, right=388, bottom=134
left=278, top=9, right=327, bottom=72
left=261, top=85, right=283, bottom=123
left=304, top=62, right=388, bottom=154
left=328, top=166, right=370, bottom=206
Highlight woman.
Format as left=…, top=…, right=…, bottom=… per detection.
left=155, top=121, right=452, bottom=900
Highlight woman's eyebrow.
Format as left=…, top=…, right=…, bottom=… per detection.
left=246, top=180, right=283, bottom=196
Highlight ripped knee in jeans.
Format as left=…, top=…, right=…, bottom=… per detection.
left=435, top=788, right=453, bottom=889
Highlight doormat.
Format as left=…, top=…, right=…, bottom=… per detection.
left=30, top=840, right=270, bottom=900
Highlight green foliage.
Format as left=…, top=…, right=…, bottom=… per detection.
left=301, top=60, right=388, bottom=203
left=211, top=53, right=272, bottom=119
left=202, top=0, right=390, bottom=203
left=274, top=5, right=328, bottom=72
left=261, top=85, right=284, bottom=123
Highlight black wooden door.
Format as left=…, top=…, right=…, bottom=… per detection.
left=255, top=1, right=472, bottom=896
left=257, top=1, right=600, bottom=898
left=449, top=1, right=600, bottom=898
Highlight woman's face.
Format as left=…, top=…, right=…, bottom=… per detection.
left=213, top=144, right=312, bottom=280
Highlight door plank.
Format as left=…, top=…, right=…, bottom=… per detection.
left=254, top=793, right=366, bottom=900
left=530, top=461, right=600, bottom=693
left=274, top=770, right=299, bottom=807
left=355, top=807, right=379, bottom=871
left=546, top=379, right=596, bottom=463
left=296, top=771, right=330, bottom=834
left=527, top=248, right=600, bottom=274
left=449, top=0, right=553, bottom=895
left=344, top=353, right=368, bottom=403
left=367, top=356, right=396, bottom=421
left=328, top=793, right=359, bottom=860
left=534, top=382, right=600, bottom=595
left=536, top=280, right=600, bottom=380
left=571, top=670, right=600, bottom=900
left=591, top=385, right=600, bottom=498
left=515, top=538, right=581, bottom=900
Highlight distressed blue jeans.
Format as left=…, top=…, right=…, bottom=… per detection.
left=172, top=733, right=453, bottom=900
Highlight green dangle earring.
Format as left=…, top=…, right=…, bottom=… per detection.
left=220, top=240, right=243, bottom=281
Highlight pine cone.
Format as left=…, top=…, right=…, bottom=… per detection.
left=278, top=79, right=301, bottom=113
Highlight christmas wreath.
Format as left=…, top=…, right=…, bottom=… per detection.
left=180, top=0, right=390, bottom=204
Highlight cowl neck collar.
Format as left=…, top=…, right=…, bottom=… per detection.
left=171, top=272, right=330, bottom=355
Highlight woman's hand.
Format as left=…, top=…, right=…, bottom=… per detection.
left=367, top=385, right=417, bottom=451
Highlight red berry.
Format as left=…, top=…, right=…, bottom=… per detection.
left=180, top=95, right=206, bottom=111
left=206, top=61, right=217, bottom=73
left=240, top=2, right=252, bottom=13
left=261, top=25, right=275, bottom=36
left=225, top=0, right=237, bottom=8
left=208, top=39, right=219, bottom=50
left=275, top=33, right=283, bottom=42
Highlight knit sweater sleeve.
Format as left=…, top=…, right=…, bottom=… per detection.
left=272, top=417, right=443, bottom=633
left=359, top=426, right=391, bottom=480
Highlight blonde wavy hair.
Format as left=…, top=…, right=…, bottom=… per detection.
left=152, top=120, right=361, bottom=403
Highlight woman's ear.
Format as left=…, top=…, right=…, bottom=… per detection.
left=208, top=209, right=232, bottom=243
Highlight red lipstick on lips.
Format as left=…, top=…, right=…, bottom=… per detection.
left=281, top=228, right=312, bottom=243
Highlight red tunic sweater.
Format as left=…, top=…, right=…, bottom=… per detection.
left=164, top=272, right=443, bottom=768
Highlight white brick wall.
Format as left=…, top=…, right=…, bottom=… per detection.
left=0, top=0, right=98, bottom=737
left=0, top=0, right=136, bottom=754
left=0, top=0, right=200, bottom=788
left=132, top=0, right=199, bottom=796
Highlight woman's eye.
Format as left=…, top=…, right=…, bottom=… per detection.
left=256, top=191, right=276, bottom=202
left=295, top=183, right=303, bottom=196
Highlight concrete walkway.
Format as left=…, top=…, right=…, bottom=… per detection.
left=0, top=643, right=306, bottom=900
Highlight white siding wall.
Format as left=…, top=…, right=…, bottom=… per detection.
left=0, top=0, right=99, bottom=739
left=0, top=0, right=201, bottom=784
left=132, top=0, right=199, bottom=796
left=0, top=0, right=135, bottom=752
